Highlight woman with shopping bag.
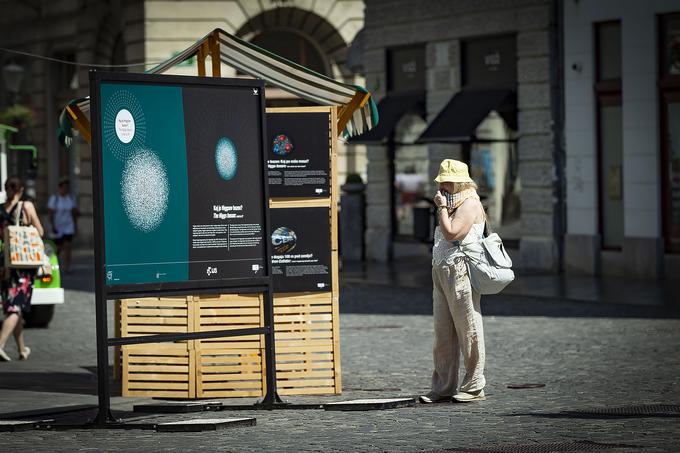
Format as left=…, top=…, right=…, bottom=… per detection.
left=420, top=159, right=488, bottom=404
left=0, top=177, right=45, bottom=361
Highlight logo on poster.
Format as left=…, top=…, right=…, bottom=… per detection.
left=115, top=109, right=135, bottom=144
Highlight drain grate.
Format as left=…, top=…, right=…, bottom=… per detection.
left=566, top=404, right=680, bottom=418
left=427, top=440, right=641, bottom=453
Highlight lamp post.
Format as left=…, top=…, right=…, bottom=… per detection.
left=3, top=61, right=24, bottom=105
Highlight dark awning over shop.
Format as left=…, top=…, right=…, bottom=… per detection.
left=416, top=89, right=516, bottom=143
left=349, top=92, right=424, bottom=145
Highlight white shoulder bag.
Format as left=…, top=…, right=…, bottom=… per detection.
left=459, top=225, right=514, bottom=295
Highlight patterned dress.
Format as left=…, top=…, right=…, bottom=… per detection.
left=1, top=202, right=36, bottom=316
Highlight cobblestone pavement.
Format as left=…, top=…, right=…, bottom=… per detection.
left=1, top=256, right=679, bottom=452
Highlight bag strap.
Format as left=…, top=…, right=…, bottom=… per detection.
left=14, top=201, right=23, bottom=226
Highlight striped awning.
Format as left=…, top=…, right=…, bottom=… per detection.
left=61, top=28, right=378, bottom=144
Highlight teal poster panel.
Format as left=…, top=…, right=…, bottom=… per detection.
left=100, top=82, right=189, bottom=285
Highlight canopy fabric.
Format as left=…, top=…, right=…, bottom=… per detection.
left=60, top=28, right=378, bottom=144
left=348, top=92, right=424, bottom=145
left=416, top=89, right=516, bottom=143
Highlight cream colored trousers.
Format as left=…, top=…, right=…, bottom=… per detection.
left=430, top=256, right=486, bottom=397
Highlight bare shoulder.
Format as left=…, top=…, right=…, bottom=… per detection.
left=459, top=198, right=484, bottom=221
left=22, top=200, right=36, bottom=211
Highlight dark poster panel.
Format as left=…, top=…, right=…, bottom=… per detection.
left=183, top=86, right=266, bottom=281
left=266, top=111, right=330, bottom=197
left=95, top=73, right=268, bottom=293
left=462, top=35, right=517, bottom=90
left=387, top=45, right=425, bottom=92
left=270, top=207, right=331, bottom=293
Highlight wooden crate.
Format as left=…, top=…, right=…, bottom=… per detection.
left=121, top=296, right=195, bottom=398
left=194, top=294, right=266, bottom=398
left=274, top=292, right=340, bottom=395
left=123, top=344, right=195, bottom=398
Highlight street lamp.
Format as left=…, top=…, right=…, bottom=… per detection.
left=3, top=61, right=24, bottom=105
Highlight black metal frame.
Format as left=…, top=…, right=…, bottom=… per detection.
left=89, top=70, right=281, bottom=425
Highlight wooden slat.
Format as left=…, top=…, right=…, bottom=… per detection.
left=125, top=316, right=188, bottom=325
left=127, top=382, right=189, bottom=390
left=127, top=364, right=188, bottom=373
left=275, top=353, right=334, bottom=362
left=127, top=308, right=188, bottom=316
left=201, top=307, right=261, bottom=316
left=276, top=379, right=336, bottom=388
left=277, top=387, right=334, bottom=396
left=127, top=374, right=190, bottom=382
left=202, top=373, right=262, bottom=382
left=128, top=356, right=188, bottom=364
left=125, top=325, right=188, bottom=333
left=199, top=390, right=263, bottom=398
left=123, top=390, right=189, bottom=398
left=269, top=198, right=331, bottom=208
left=201, top=381, right=262, bottom=390
left=276, top=370, right=334, bottom=379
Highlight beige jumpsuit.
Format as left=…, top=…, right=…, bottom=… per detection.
left=429, top=222, right=486, bottom=398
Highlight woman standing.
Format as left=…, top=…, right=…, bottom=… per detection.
left=0, top=177, right=44, bottom=361
left=48, top=177, right=79, bottom=273
left=420, top=159, right=487, bottom=403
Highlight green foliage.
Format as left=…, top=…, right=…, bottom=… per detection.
left=0, top=104, right=35, bottom=129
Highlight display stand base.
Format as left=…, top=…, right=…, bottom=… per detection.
left=323, top=398, right=415, bottom=411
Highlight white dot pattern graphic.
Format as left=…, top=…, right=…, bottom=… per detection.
left=103, top=90, right=147, bottom=161
left=121, top=149, right=169, bottom=233
left=215, top=137, right=238, bottom=181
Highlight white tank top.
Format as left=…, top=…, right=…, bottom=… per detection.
left=432, top=222, right=485, bottom=266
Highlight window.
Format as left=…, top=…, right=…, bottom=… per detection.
left=595, top=21, right=623, bottom=249
left=660, top=13, right=680, bottom=253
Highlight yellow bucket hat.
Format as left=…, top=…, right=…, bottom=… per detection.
left=434, top=159, right=474, bottom=183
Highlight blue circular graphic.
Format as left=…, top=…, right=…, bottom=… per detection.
left=271, top=226, right=297, bottom=254
left=272, top=134, right=293, bottom=156
left=215, top=137, right=238, bottom=181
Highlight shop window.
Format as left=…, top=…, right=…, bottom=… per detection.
left=470, top=112, right=521, bottom=242
left=595, top=21, right=623, bottom=249
left=660, top=13, right=680, bottom=252
left=393, top=114, right=428, bottom=237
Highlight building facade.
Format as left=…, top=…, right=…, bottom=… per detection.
left=563, top=0, right=680, bottom=279
left=356, top=0, right=563, bottom=271
left=0, top=0, right=365, bottom=246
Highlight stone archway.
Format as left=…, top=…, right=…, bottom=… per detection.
left=236, top=6, right=355, bottom=82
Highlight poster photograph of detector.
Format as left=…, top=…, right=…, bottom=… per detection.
left=271, top=226, right=297, bottom=254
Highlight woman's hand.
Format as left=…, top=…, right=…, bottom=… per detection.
left=433, top=191, right=447, bottom=208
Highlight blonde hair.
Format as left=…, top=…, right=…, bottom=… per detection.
left=451, top=181, right=478, bottom=194
left=449, top=181, right=491, bottom=231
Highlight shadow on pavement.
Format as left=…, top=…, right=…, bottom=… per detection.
left=339, top=283, right=680, bottom=319
left=0, top=369, right=120, bottom=396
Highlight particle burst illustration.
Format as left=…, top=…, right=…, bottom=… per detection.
left=215, top=137, right=238, bottom=181
left=272, top=134, right=293, bottom=156
left=121, top=149, right=169, bottom=233
left=103, top=90, right=147, bottom=161
left=271, top=226, right=297, bottom=254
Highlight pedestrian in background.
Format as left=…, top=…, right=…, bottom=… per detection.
left=420, top=159, right=487, bottom=403
left=0, top=177, right=44, bottom=361
left=48, top=177, right=78, bottom=274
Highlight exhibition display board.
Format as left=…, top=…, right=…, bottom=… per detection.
left=90, top=71, right=279, bottom=422
left=118, top=106, right=341, bottom=398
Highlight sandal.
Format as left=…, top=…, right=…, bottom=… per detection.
left=419, top=393, right=451, bottom=404
left=0, top=347, right=11, bottom=362
left=19, top=346, right=30, bottom=360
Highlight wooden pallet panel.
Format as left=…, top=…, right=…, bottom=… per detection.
left=273, top=292, right=338, bottom=396
left=122, top=344, right=194, bottom=398
left=196, top=349, right=264, bottom=398
left=194, top=293, right=264, bottom=350
left=194, top=293, right=267, bottom=398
